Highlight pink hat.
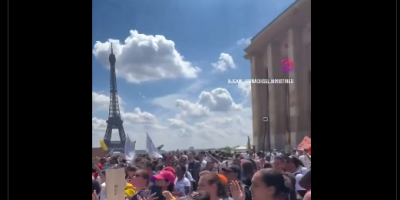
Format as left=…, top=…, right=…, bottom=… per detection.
left=152, top=170, right=175, bottom=184
left=163, top=167, right=176, bottom=174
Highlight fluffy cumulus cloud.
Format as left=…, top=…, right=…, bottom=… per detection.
left=237, top=82, right=251, bottom=98
left=236, top=37, right=252, bottom=46
left=212, top=53, right=236, bottom=72
left=197, top=88, right=242, bottom=111
left=92, top=30, right=201, bottom=83
left=92, top=87, right=253, bottom=149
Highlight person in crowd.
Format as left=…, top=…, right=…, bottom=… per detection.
left=110, top=156, right=119, bottom=165
left=297, top=149, right=311, bottom=168
left=263, top=162, right=272, bottom=169
left=272, top=155, right=297, bottom=200
left=231, top=168, right=292, bottom=200
left=299, top=170, right=311, bottom=191
left=222, top=165, right=251, bottom=200
left=179, top=155, right=189, bottom=168
left=137, top=191, right=177, bottom=200
left=126, top=166, right=138, bottom=183
left=290, top=150, right=298, bottom=158
left=175, top=164, right=191, bottom=196
left=153, top=170, right=176, bottom=195
left=198, top=153, right=207, bottom=169
left=92, top=179, right=101, bottom=198
left=221, top=165, right=240, bottom=184
left=155, top=164, right=164, bottom=172
left=283, top=156, right=309, bottom=197
left=179, top=191, right=210, bottom=200
left=130, top=169, right=152, bottom=200
left=188, top=152, right=201, bottom=183
left=299, top=169, right=311, bottom=200
left=241, top=160, right=256, bottom=188
left=197, top=171, right=232, bottom=200
left=258, top=153, right=266, bottom=170
left=242, top=151, right=250, bottom=159
left=139, top=160, right=158, bottom=184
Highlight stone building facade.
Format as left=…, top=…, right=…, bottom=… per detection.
left=244, top=0, right=311, bottom=151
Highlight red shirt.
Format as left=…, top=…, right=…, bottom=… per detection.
left=93, top=164, right=103, bottom=179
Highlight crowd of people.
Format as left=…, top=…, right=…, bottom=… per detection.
left=92, top=148, right=311, bottom=200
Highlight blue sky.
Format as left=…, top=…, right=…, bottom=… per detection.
left=92, top=0, right=296, bottom=150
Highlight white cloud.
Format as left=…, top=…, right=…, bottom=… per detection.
left=92, top=117, right=107, bottom=146
left=212, top=53, right=236, bottom=72
left=122, top=108, right=157, bottom=125
left=198, top=88, right=242, bottom=111
left=92, top=30, right=201, bottom=83
left=175, top=99, right=210, bottom=118
left=236, top=37, right=252, bottom=46
left=238, top=81, right=251, bottom=98
left=92, top=92, right=110, bottom=111
left=92, top=87, right=252, bottom=150
left=92, top=92, right=124, bottom=111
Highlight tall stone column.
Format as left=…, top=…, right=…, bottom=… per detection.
left=287, top=27, right=311, bottom=146
left=266, top=42, right=287, bottom=151
left=259, top=54, right=269, bottom=151
left=251, top=54, right=264, bottom=151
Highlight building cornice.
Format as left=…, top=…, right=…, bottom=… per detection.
left=244, top=0, right=310, bottom=59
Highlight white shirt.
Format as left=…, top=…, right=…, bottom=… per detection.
left=292, top=167, right=309, bottom=191
left=299, top=155, right=311, bottom=168
left=174, top=177, right=191, bottom=196
left=185, top=171, right=194, bottom=181
left=200, top=160, right=207, bottom=168
left=99, top=182, right=107, bottom=200
left=242, top=153, right=249, bottom=159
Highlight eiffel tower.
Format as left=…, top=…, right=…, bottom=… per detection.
left=103, top=43, right=126, bottom=153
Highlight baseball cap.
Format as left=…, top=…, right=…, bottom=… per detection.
left=163, top=166, right=176, bottom=174
left=152, top=170, right=175, bottom=184
left=222, top=165, right=240, bottom=173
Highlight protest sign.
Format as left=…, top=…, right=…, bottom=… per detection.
left=106, top=168, right=126, bottom=200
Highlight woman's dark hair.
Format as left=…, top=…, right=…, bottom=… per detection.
left=200, top=172, right=228, bottom=198
left=241, top=160, right=256, bottom=179
left=259, top=169, right=291, bottom=198
left=152, top=160, right=159, bottom=171
left=155, top=164, right=164, bottom=171
left=167, top=181, right=174, bottom=192
left=92, top=167, right=96, bottom=173
left=92, top=179, right=101, bottom=195
left=290, top=156, right=304, bottom=168
left=263, top=162, right=273, bottom=169
left=125, top=166, right=138, bottom=179
left=247, top=159, right=257, bottom=170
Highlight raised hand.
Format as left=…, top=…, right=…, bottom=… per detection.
left=162, top=191, right=174, bottom=200
left=230, top=181, right=245, bottom=200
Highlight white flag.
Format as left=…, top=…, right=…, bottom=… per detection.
left=146, top=132, right=163, bottom=158
left=125, top=135, right=136, bottom=164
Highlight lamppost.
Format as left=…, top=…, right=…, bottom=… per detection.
left=262, top=117, right=269, bottom=152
